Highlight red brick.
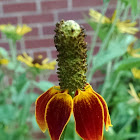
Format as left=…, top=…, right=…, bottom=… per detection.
left=72, top=0, right=103, bottom=7
left=58, top=10, right=88, bottom=21
left=16, top=41, right=21, bottom=50
left=48, top=74, right=58, bottom=82
left=33, top=51, right=47, bottom=58
left=93, top=46, right=100, bottom=55
left=25, top=39, right=54, bottom=49
left=0, top=17, right=18, bottom=24
left=25, top=27, right=39, bottom=37
left=85, top=35, right=92, bottom=44
left=3, top=2, right=36, bottom=13
left=93, top=70, right=105, bottom=78
left=136, top=31, right=140, bottom=39
left=43, top=25, right=55, bottom=35
left=22, top=14, right=54, bottom=24
left=0, top=42, right=9, bottom=50
left=41, top=0, right=67, bottom=11
left=109, top=0, right=117, bottom=5
left=51, top=50, right=58, bottom=59
left=105, top=8, right=115, bottom=17
left=0, top=33, right=2, bottom=39
left=0, top=41, right=21, bottom=51
left=81, top=23, right=93, bottom=32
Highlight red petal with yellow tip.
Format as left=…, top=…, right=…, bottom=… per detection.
left=45, top=93, right=73, bottom=140
left=73, top=90, right=104, bottom=140
left=94, top=92, right=112, bottom=131
left=85, top=84, right=112, bottom=131
left=35, top=86, right=61, bottom=132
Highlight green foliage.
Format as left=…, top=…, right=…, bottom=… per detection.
left=87, top=0, right=140, bottom=140
left=93, top=35, right=134, bottom=70
left=33, top=81, right=54, bottom=92
left=0, top=0, right=140, bottom=139
left=0, top=25, right=55, bottom=140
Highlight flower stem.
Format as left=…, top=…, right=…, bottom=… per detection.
left=101, top=62, right=112, bottom=97
left=60, top=126, right=67, bottom=140
left=9, top=39, right=17, bottom=63
left=87, top=2, right=109, bottom=68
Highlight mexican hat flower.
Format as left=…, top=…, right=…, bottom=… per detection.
left=89, top=9, right=138, bottom=34
left=35, top=20, right=112, bottom=140
left=17, top=53, right=56, bottom=70
left=0, top=24, right=32, bottom=40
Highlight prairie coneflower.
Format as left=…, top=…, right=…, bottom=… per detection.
left=0, top=24, right=32, bottom=40
left=17, top=53, right=56, bottom=70
left=89, top=9, right=138, bottom=34
left=35, top=20, right=112, bottom=140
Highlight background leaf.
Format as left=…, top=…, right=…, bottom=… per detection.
left=33, top=81, right=54, bottom=92
left=93, top=35, right=134, bottom=70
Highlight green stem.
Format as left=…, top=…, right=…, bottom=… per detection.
left=122, top=5, right=130, bottom=21
left=100, top=1, right=123, bottom=51
left=101, top=62, right=112, bottom=97
left=87, top=2, right=109, bottom=68
left=87, top=67, right=96, bottom=83
left=136, top=105, right=140, bottom=140
left=9, top=39, right=17, bottom=63
left=60, top=126, right=67, bottom=140
left=87, top=1, right=123, bottom=83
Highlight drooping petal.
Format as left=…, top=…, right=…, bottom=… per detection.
left=45, top=93, right=73, bottom=140
left=35, top=86, right=61, bottom=132
left=85, top=84, right=112, bottom=131
left=93, top=91, right=112, bottom=131
left=73, top=90, right=104, bottom=140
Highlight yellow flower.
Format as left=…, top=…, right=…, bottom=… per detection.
left=0, top=58, right=9, bottom=65
left=17, top=53, right=56, bottom=70
left=16, top=24, right=32, bottom=36
left=89, top=9, right=138, bottom=34
left=128, top=83, right=140, bottom=103
left=127, top=39, right=140, bottom=58
left=0, top=24, right=32, bottom=40
left=0, top=24, right=16, bottom=34
left=131, top=68, right=140, bottom=79
left=0, top=53, right=9, bottom=65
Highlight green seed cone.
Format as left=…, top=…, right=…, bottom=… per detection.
left=54, top=20, right=87, bottom=93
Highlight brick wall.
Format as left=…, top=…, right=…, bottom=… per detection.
left=0, top=0, right=138, bottom=86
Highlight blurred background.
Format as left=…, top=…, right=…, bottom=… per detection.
left=0, top=0, right=140, bottom=140
left=0, top=0, right=121, bottom=87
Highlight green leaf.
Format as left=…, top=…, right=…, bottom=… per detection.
left=0, top=47, right=9, bottom=58
left=130, top=0, right=138, bottom=15
left=33, top=81, right=54, bottom=92
left=31, top=115, right=40, bottom=131
left=29, top=92, right=39, bottom=103
left=93, top=35, right=134, bottom=70
left=0, top=104, right=16, bottom=124
left=103, top=0, right=110, bottom=3
left=114, top=57, right=140, bottom=71
left=16, top=81, right=30, bottom=105
left=19, top=94, right=31, bottom=125
left=87, top=20, right=111, bottom=41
